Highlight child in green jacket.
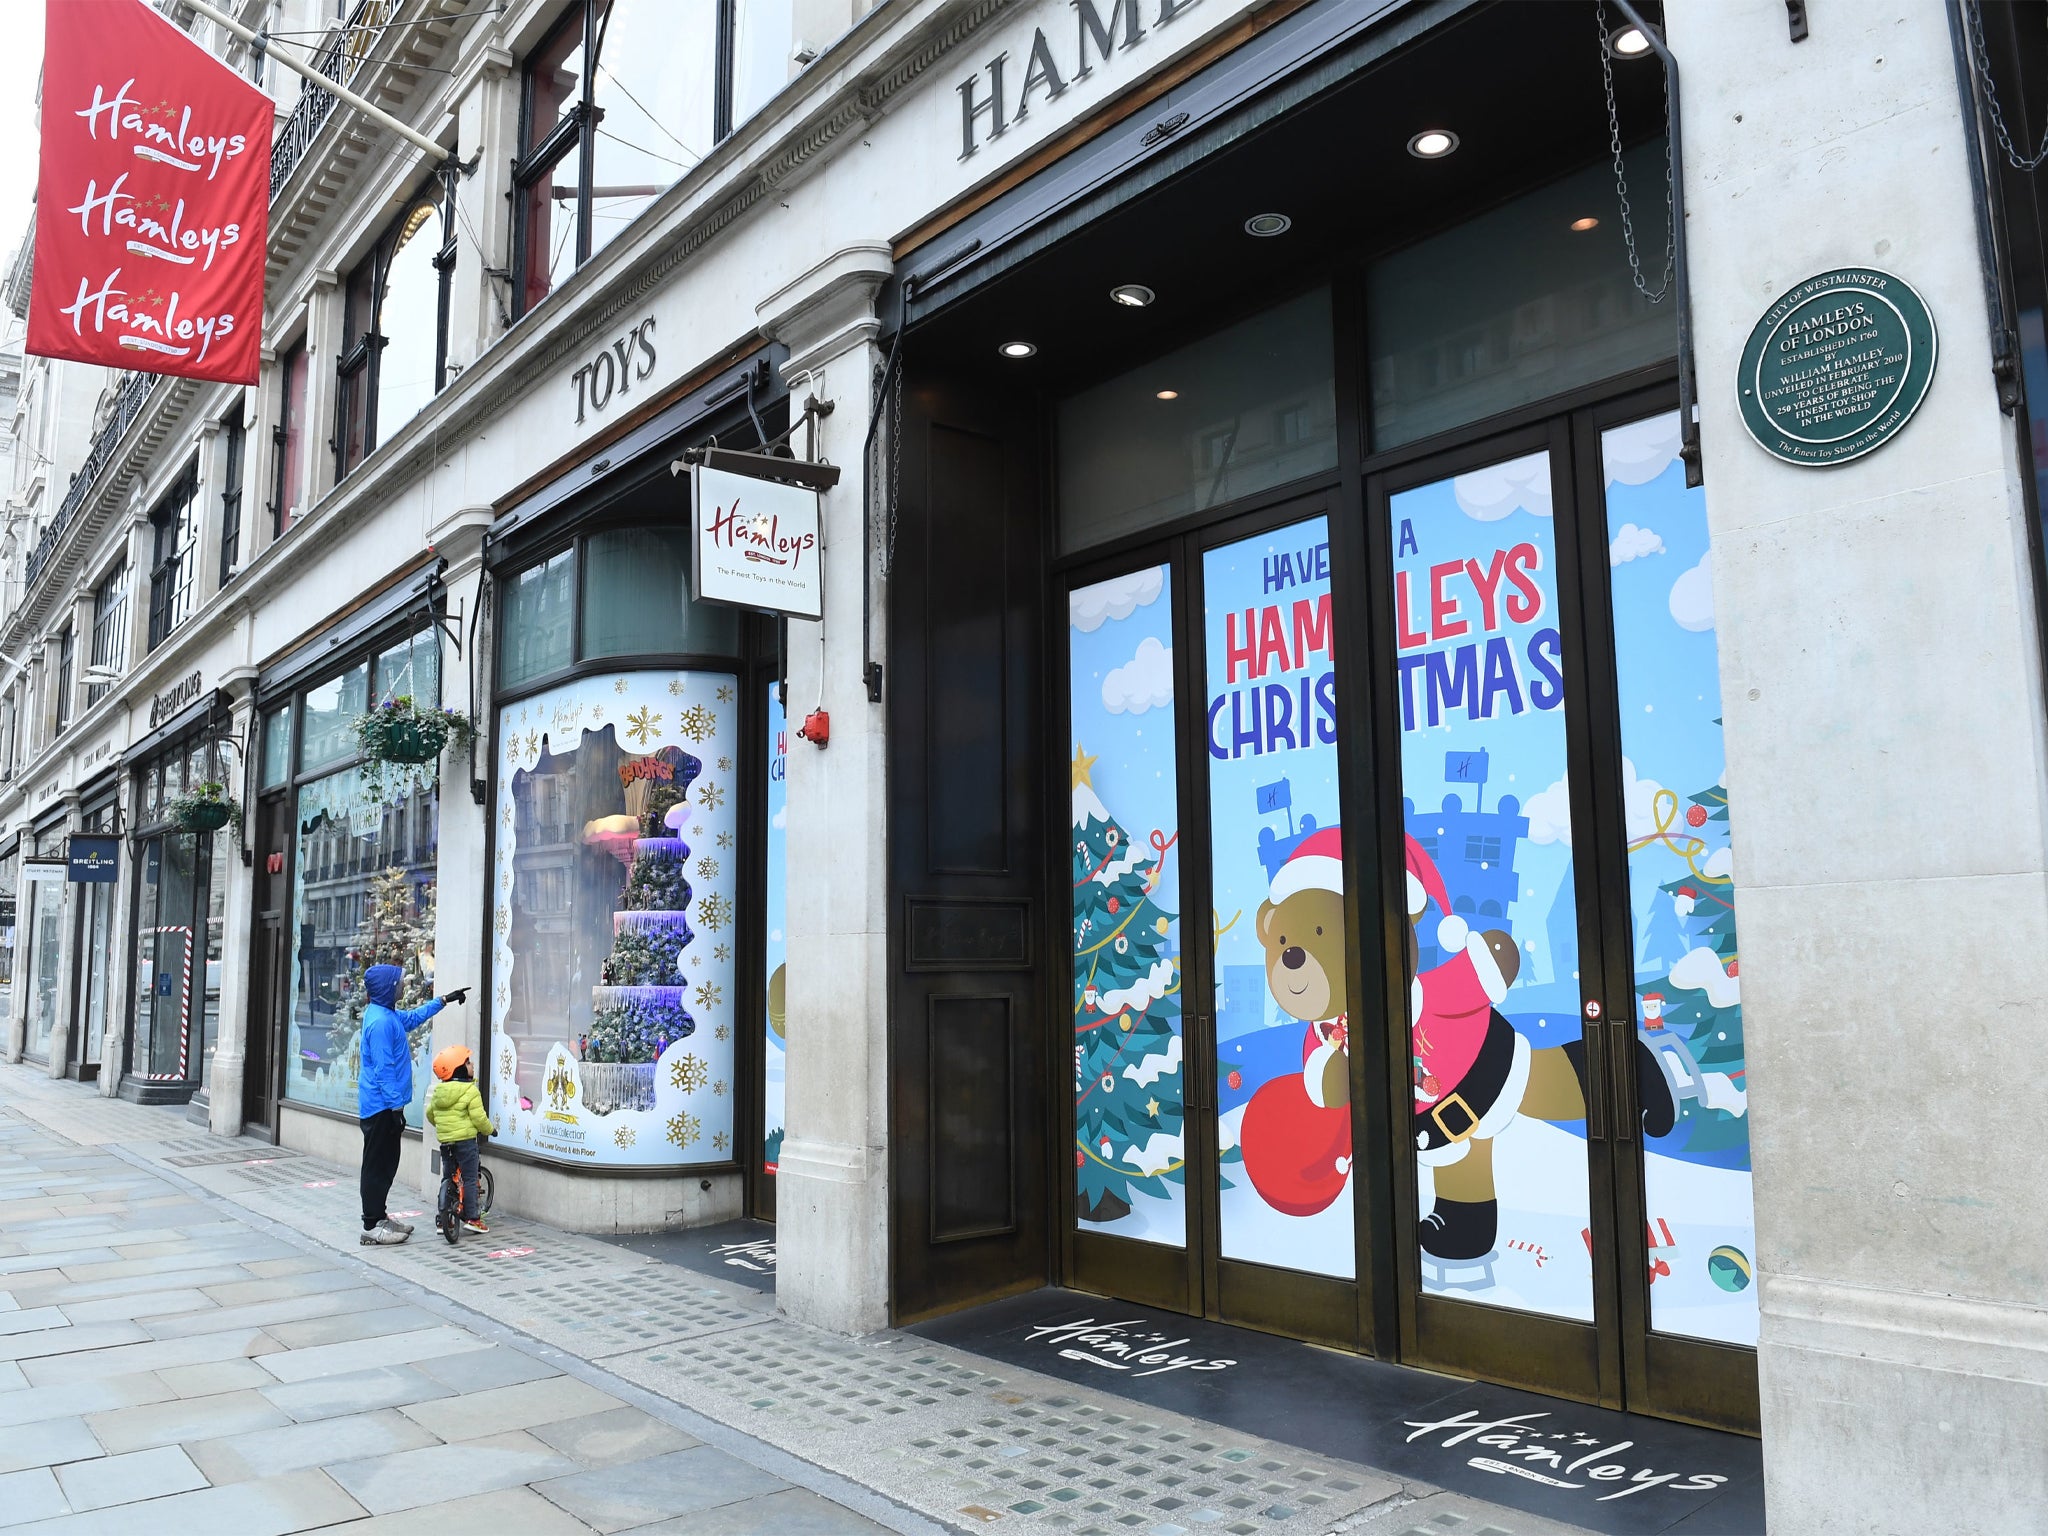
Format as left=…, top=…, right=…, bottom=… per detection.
left=428, top=1046, right=496, bottom=1234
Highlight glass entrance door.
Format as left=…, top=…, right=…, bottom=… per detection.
left=1063, top=497, right=1367, bottom=1347
left=1375, top=403, right=1757, bottom=1430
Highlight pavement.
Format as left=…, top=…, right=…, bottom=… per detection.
left=0, top=1058, right=1711, bottom=1535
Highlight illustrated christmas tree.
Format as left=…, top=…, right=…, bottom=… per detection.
left=329, top=864, right=437, bottom=1078
left=1072, top=745, right=1185, bottom=1224
left=1647, top=775, right=1749, bottom=1162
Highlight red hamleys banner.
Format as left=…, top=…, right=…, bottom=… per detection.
left=27, top=0, right=269, bottom=384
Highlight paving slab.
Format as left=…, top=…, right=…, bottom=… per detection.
left=6, top=1467, right=367, bottom=1536
left=255, top=1325, right=493, bottom=1384
left=0, top=1467, right=69, bottom=1529
left=0, top=1319, right=146, bottom=1360
left=0, top=1371, right=178, bottom=1429
left=262, top=1302, right=445, bottom=1349
left=0, top=1306, right=68, bottom=1337
left=398, top=1373, right=626, bottom=1442
left=20, top=1326, right=280, bottom=1387
left=60, top=1288, right=218, bottom=1324
left=142, top=1286, right=396, bottom=1340
left=323, top=1429, right=581, bottom=1515
left=531, top=1405, right=702, bottom=1469
left=155, top=1357, right=279, bottom=1396
left=53, top=1443, right=209, bottom=1512
left=197, top=1268, right=366, bottom=1306
left=185, top=1405, right=442, bottom=1483
left=0, top=1416, right=103, bottom=1475
left=624, top=1486, right=898, bottom=1535
left=259, top=1363, right=456, bottom=1423
left=87, top=1386, right=295, bottom=1454
left=413, top=1343, right=562, bottom=1394
left=330, top=1482, right=602, bottom=1536
left=535, top=1446, right=791, bottom=1533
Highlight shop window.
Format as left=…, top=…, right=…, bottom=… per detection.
left=732, top=0, right=796, bottom=127
left=513, top=0, right=725, bottom=317
left=88, top=560, right=129, bottom=707
left=147, top=461, right=199, bottom=652
left=273, top=342, right=309, bottom=536
left=373, top=630, right=442, bottom=710
left=299, top=662, right=370, bottom=774
left=499, top=547, right=577, bottom=688
left=130, top=794, right=227, bottom=1084
left=490, top=668, right=739, bottom=1167
left=218, top=406, right=245, bottom=588
left=582, top=527, right=736, bottom=659
left=261, top=704, right=292, bottom=790
left=762, top=683, right=787, bottom=1180
left=22, top=866, right=62, bottom=1061
left=1057, top=288, right=1338, bottom=553
left=283, top=766, right=440, bottom=1124
left=52, top=627, right=73, bottom=734
left=335, top=181, right=455, bottom=482
left=1366, top=144, right=1677, bottom=450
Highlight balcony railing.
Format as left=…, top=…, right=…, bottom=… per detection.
left=270, top=0, right=399, bottom=199
left=23, top=370, right=158, bottom=591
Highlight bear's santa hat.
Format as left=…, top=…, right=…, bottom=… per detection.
left=1269, top=826, right=1342, bottom=903
left=1405, top=835, right=1509, bottom=1003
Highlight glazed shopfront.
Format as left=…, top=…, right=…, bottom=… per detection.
left=882, top=0, right=1757, bottom=1432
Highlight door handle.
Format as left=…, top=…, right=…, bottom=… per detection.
left=1187, top=1013, right=1209, bottom=1114
left=1612, top=1004, right=1638, bottom=1144
left=1581, top=1001, right=1607, bottom=1143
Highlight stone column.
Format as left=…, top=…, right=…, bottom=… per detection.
left=754, top=243, right=893, bottom=1335
left=207, top=669, right=259, bottom=1136
left=42, top=792, right=80, bottom=1077
left=1670, top=2, right=2048, bottom=1527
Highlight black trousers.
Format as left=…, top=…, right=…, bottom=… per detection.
left=439, top=1136, right=480, bottom=1221
left=359, top=1107, right=405, bottom=1230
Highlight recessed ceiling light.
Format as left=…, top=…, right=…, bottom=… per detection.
left=1155, top=389, right=1179, bottom=400
left=1570, top=216, right=1600, bottom=232
left=1609, top=24, right=1652, bottom=57
left=1244, top=212, right=1292, bottom=238
left=1109, top=284, right=1156, bottom=307
left=1407, top=129, right=1459, bottom=159
left=998, top=341, right=1037, bottom=359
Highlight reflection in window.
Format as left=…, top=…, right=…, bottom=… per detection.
left=284, top=768, right=440, bottom=1125
left=338, top=184, right=455, bottom=479
left=499, top=549, right=576, bottom=688
left=274, top=343, right=309, bottom=535
left=582, top=527, right=735, bottom=659
left=299, top=663, right=369, bottom=773
left=1058, top=289, right=1338, bottom=552
left=261, top=705, right=293, bottom=789
left=147, top=462, right=199, bottom=651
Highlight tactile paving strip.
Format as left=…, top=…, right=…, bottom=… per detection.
left=650, top=1328, right=996, bottom=1428
left=490, top=1271, right=770, bottom=1356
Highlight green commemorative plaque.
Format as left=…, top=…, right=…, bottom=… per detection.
left=1737, top=266, right=1937, bottom=466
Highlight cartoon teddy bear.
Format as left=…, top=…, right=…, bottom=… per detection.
left=1404, top=835, right=1676, bottom=1261
left=1238, top=827, right=1354, bottom=1218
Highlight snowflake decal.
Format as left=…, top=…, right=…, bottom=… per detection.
left=626, top=707, right=662, bottom=746
left=671, top=1053, right=709, bottom=1093
left=494, top=908, right=510, bottom=935
left=712, top=943, right=731, bottom=963
left=507, top=1112, right=518, bottom=1137
left=614, top=678, right=629, bottom=694
left=698, top=893, right=733, bottom=932
left=715, top=1024, right=731, bottom=1042
left=690, top=954, right=701, bottom=968
left=712, top=1131, right=729, bottom=1154
left=498, top=1047, right=513, bottom=1079
left=716, top=831, right=733, bottom=850
left=496, top=985, right=510, bottom=1009
left=503, top=803, right=516, bottom=826
left=666, top=1112, right=701, bottom=1150
left=668, top=678, right=686, bottom=696
left=614, top=1125, right=636, bottom=1149
left=694, top=982, right=723, bottom=1011
left=678, top=704, right=715, bottom=743
left=697, top=781, right=725, bottom=811
left=716, top=685, right=734, bottom=704
left=696, top=857, right=720, bottom=881
left=712, top=1079, right=727, bottom=1098
left=717, top=756, right=733, bottom=774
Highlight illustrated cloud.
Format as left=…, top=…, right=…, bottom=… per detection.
left=1603, top=412, right=1684, bottom=487
left=1453, top=450, right=1553, bottom=521
left=1610, top=522, right=1665, bottom=564
left=1670, top=552, right=1716, bottom=632
left=1102, top=636, right=1173, bottom=715
left=1071, top=565, right=1164, bottom=632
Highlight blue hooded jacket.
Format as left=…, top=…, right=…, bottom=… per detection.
left=357, top=963, right=444, bottom=1119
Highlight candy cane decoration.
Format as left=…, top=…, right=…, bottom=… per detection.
left=139, top=925, right=195, bottom=1081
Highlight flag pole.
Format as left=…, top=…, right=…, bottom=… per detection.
left=180, top=0, right=450, bottom=161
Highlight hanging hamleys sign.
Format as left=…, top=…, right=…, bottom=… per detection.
left=27, top=0, right=270, bottom=385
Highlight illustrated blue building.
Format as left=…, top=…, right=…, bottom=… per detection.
left=1407, top=788, right=1529, bottom=972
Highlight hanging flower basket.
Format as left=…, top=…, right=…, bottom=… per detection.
left=351, top=695, right=478, bottom=800
left=166, top=781, right=233, bottom=834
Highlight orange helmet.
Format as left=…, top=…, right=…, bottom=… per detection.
left=431, top=1045, right=472, bottom=1081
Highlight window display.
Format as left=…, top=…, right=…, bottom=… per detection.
left=284, top=768, right=439, bottom=1123
left=763, top=685, right=787, bottom=1178
left=492, top=669, right=738, bottom=1167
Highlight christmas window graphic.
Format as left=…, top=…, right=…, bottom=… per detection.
left=492, top=671, right=738, bottom=1168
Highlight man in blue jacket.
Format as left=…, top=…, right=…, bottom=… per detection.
left=358, top=963, right=468, bottom=1245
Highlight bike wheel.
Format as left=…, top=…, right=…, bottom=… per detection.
left=440, top=1176, right=460, bottom=1245
left=477, top=1165, right=494, bottom=1216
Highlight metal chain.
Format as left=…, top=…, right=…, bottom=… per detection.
left=1597, top=1, right=1674, bottom=305
left=1966, top=0, right=2048, bottom=171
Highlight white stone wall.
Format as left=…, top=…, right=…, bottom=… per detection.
left=1670, top=1, right=2048, bottom=1528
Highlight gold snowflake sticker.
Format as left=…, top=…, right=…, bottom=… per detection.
left=498, top=1046, right=513, bottom=1078
left=715, top=1024, right=731, bottom=1042
left=678, top=704, right=715, bottom=743
left=717, top=756, right=733, bottom=773
left=503, top=803, right=516, bottom=827
left=712, top=1079, right=727, bottom=1098
left=614, top=1125, right=636, bottom=1149
left=665, top=1112, right=700, bottom=1150
left=694, top=982, right=723, bottom=1010
left=696, top=857, right=719, bottom=881
left=626, top=707, right=662, bottom=747
left=716, top=685, right=734, bottom=704
left=716, top=831, right=733, bottom=850
left=671, top=1053, right=709, bottom=1093
left=494, top=908, right=510, bottom=935
left=614, top=678, right=629, bottom=694
left=713, top=943, right=730, bottom=962
left=697, top=781, right=725, bottom=811
left=506, top=1112, right=518, bottom=1136
left=712, top=1131, right=729, bottom=1154
left=668, top=678, right=686, bottom=696
left=496, top=985, right=510, bottom=1009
